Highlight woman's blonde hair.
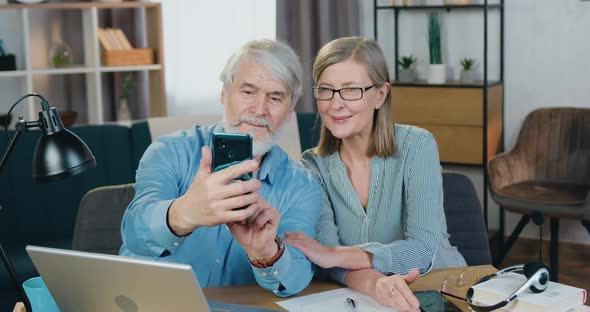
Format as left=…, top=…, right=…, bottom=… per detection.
left=313, top=37, right=395, bottom=157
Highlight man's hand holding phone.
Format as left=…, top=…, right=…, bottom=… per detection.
left=167, top=146, right=261, bottom=237
left=227, top=197, right=280, bottom=261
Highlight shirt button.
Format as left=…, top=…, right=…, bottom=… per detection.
left=173, top=242, right=179, bottom=246
left=273, top=289, right=279, bottom=294
left=262, top=272, right=268, bottom=276
left=273, top=270, right=279, bottom=276
left=216, top=259, right=220, bottom=264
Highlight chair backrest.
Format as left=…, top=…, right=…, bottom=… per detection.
left=72, top=184, right=135, bottom=255
left=442, top=172, right=492, bottom=265
left=513, top=107, right=590, bottom=184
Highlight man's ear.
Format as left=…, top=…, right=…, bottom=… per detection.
left=286, top=108, right=294, bottom=122
left=220, top=88, right=226, bottom=106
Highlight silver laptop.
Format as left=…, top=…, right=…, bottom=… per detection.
left=26, top=245, right=270, bottom=312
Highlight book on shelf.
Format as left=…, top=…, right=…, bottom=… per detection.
left=97, top=28, right=133, bottom=51
left=471, top=272, right=587, bottom=312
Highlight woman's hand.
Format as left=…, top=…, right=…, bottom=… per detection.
left=373, top=268, right=421, bottom=312
left=284, top=231, right=338, bottom=268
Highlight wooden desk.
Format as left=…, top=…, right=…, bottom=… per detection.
left=204, top=265, right=496, bottom=311
left=14, top=265, right=496, bottom=312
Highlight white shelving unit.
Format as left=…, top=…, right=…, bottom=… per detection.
left=0, top=2, right=166, bottom=125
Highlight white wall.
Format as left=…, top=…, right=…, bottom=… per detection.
left=360, top=0, right=590, bottom=244
left=159, top=0, right=276, bottom=116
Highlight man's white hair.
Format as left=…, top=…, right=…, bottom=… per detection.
left=219, top=39, right=303, bottom=105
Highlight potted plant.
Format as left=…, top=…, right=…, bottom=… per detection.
left=117, top=72, right=134, bottom=121
left=459, top=57, right=476, bottom=83
left=397, top=55, right=417, bottom=81
left=427, top=12, right=446, bottom=84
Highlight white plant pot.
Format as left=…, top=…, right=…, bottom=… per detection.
left=398, top=69, right=416, bottom=82
left=427, top=64, right=446, bottom=84
left=460, top=70, right=475, bottom=83
left=117, top=98, right=131, bottom=121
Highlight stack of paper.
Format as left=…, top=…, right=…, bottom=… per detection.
left=276, top=288, right=397, bottom=312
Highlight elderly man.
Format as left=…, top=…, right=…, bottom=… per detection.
left=120, top=39, right=321, bottom=297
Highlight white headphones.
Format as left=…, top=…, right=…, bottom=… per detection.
left=465, top=262, right=550, bottom=312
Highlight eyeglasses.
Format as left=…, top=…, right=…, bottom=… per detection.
left=312, top=85, right=376, bottom=101
left=440, top=267, right=482, bottom=300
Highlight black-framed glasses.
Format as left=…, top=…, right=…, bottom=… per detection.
left=312, top=85, right=376, bottom=101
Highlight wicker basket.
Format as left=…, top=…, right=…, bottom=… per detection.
left=103, top=48, right=154, bottom=66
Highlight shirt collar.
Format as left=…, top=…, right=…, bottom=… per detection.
left=256, top=145, right=286, bottom=185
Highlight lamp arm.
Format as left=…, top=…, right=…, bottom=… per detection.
left=0, top=94, right=47, bottom=312
left=0, top=126, right=32, bottom=312
left=0, top=118, right=40, bottom=175
left=3, top=93, right=49, bottom=141
left=0, top=127, right=21, bottom=175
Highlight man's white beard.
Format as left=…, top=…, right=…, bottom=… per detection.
left=222, top=114, right=284, bottom=157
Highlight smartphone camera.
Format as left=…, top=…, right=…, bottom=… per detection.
left=217, top=139, right=227, bottom=150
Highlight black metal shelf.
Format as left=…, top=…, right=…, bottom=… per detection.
left=376, top=4, right=502, bottom=10
left=392, top=80, right=503, bottom=88
left=374, top=0, right=505, bottom=231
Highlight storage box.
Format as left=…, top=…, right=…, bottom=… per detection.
left=0, top=54, right=16, bottom=71
left=103, top=48, right=153, bottom=66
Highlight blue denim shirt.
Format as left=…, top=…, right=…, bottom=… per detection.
left=119, top=123, right=322, bottom=297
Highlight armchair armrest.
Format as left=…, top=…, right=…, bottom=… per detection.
left=487, top=150, right=531, bottom=192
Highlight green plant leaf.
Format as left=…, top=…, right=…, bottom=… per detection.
left=428, top=13, right=442, bottom=64
left=397, top=55, right=416, bottom=69
left=460, top=58, right=476, bottom=70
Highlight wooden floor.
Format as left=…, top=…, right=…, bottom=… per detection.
left=492, top=237, right=590, bottom=292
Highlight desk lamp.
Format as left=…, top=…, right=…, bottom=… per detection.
left=0, top=93, right=96, bottom=312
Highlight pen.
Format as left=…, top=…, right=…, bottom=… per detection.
left=346, top=297, right=356, bottom=311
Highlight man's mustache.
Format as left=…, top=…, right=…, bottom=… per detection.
left=230, top=116, right=272, bottom=131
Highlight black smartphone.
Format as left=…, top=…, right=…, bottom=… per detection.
left=210, top=132, right=253, bottom=181
left=415, top=291, right=462, bottom=312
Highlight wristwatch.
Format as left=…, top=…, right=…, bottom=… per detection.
left=248, top=236, right=285, bottom=268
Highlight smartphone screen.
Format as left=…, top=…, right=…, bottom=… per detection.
left=415, top=291, right=462, bottom=312
left=210, top=132, right=253, bottom=181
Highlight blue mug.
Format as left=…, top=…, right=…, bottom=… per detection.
left=22, top=277, right=60, bottom=312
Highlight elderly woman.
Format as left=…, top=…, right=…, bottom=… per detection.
left=285, top=37, right=466, bottom=312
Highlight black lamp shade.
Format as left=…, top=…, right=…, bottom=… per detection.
left=32, top=128, right=97, bottom=183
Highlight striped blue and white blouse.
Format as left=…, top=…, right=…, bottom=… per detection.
left=301, top=124, right=466, bottom=282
